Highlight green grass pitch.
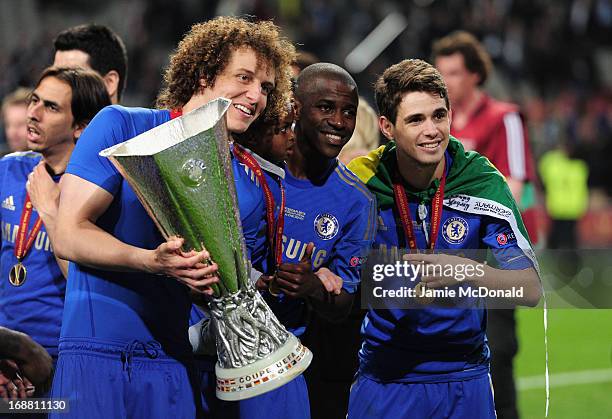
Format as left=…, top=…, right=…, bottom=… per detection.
left=515, top=309, right=612, bottom=418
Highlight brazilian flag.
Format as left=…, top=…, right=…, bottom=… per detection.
left=347, top=136, right=537, bottom=268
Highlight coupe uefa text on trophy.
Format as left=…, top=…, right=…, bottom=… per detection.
left=99, top=98, right=312, bottom=401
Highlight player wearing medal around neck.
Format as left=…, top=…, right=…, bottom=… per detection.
left=225, top=63, right=378, bottom=419
left=0, top=67, right=110, bottom=397
left=188, top=86, right=299, bottom=418
left=346, top=59, right=542, bottom=419
left=51, top=17, right=295, bottom=419
left=270, top=63, right=377, bottom=323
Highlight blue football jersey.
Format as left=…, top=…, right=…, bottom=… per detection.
left=265, top=160, right=377, bottom=336
left=231, top=146, right=284, bottom=276
left=63, top=105, right=272, bottom=356
left=359, top=152, right=534, bottom=382
left=0, top=152, right=65, bottom=356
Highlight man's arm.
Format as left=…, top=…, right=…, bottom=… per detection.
left=0, top=327, right=53, bottom=393
left=26, top=162, right=68, bottom=277
left=55, top=174, right=219, bottom=294
left=404, top=253, right=542, bottom=307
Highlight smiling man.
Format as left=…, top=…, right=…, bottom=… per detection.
left=50, top=17, right=294, bottom=419
left=347, top=59, right=541, bottom=418
left=240, top=63, right=377, bottom=419
left=0, top=67, right=110, bottom=404
left=274, top=63, right=376, bottom=319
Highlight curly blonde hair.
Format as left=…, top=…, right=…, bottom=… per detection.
left=156, top=17, right=296, bottom=122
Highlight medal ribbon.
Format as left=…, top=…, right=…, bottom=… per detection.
left=392, top=167, right=446, bottom=251
left=14, top=193, right=43, bottom=262
left=233, top=143, right=285, bottom=267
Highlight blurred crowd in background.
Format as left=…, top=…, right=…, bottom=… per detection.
left=1, top=0, right=611, bottom=245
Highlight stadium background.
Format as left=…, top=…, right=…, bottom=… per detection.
left=1, top=0, right=611, bottom=417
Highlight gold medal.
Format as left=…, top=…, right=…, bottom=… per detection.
left=11, top=192, right=42, bottom=288
left=9, top=262, right=27, bottom=286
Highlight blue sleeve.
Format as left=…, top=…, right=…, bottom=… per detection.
left=482, top=216, right=533, bottom=270
left=66, top=106, right=128, bottom=195
left=328, top=195, right=378, bottom=293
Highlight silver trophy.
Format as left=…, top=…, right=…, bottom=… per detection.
left=99, top=98, right=312, bottom=400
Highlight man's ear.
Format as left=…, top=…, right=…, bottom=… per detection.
left=72, top=122, right=87, bottom=142
left=103, top=70, right=120, bottom=103
left=379, top=116, right=395, bottom=141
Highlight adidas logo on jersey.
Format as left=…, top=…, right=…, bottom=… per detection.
left=1, top=196, right=15, bottom=211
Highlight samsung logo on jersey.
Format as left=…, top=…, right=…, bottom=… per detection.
left=282, top=235, right=327, bottom=268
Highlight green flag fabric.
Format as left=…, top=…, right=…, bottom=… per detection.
left=348, top=136, right=537, bottom=267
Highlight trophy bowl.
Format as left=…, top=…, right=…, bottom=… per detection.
left=100, top=98, right=312, bottom=400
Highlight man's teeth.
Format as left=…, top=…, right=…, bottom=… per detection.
left=325, top=133, right=342, bottom=141
left=234, top=104, right=253, bottom=115
left=420, top=142, right=440, bottom=149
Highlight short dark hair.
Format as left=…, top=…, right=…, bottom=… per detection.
left=34, top=67, right=111, bottom=129
left=375, top=59, right=449, bottom=124
left=294, top=63, right=358, bottom=102
left=54, top=24, right=128, bottom=100
left=431, top=31, right=492, bottom=86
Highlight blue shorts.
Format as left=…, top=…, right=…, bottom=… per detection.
left=348, top=373, right=496, bottom=419
left=49, top=338, right=202, bottom=419
left=207, top=373, right=310, bottom=419
left=193, top=356, right=219, bottom=418
left=193, top=353, right=309, bottom=419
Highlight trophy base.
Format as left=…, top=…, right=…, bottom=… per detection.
left=215, top=334, right=313, bottom=401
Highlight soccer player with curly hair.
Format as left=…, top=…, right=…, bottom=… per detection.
left=50, top=17, right=295, bottom=419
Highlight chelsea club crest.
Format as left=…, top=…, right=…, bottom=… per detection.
left=314, top=213, right=339, bottom=240
left=442, top=217, right=469, bottom=244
